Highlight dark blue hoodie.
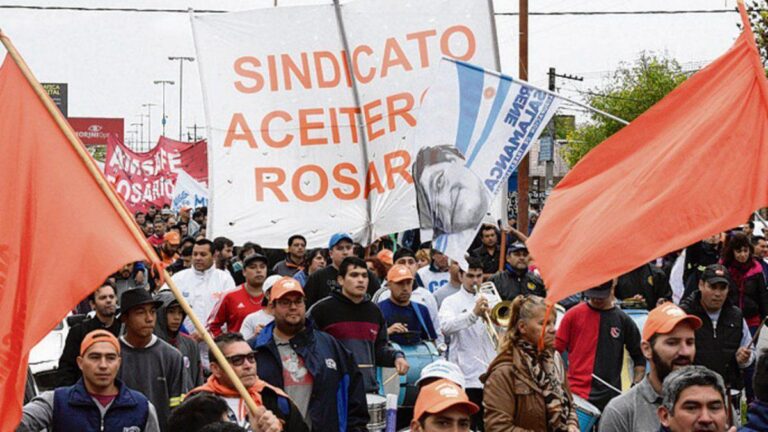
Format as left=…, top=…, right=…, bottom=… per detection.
left=740, top=400, right=768, bottom=431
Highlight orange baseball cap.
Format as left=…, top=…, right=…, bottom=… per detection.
left=642, top=302, right=702, bottom=341
left=377, top=249, right=394, bottom=266
left=270, top=277, right=304, bottom=301
left=164, top=231, right=181, bottom=245
left=387, top=264, right=414, bottom=283
left=80, top=329, right=121, bottom=356
left=413, top=379, right=478, bottom=422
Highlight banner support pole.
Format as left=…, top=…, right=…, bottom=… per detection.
left=333, top=0, right=374, bottom=245
left=0, top=31, right=263, bottom=418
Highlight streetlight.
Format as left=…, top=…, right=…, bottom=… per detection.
left=135, top=114, right=147, bottom=151
left=142, top=103, right=157, bottom=149
left=130, top=123, right=141, bottom=151
left=153, top=80, right=175, bottom=136
left=168, top=56, right=195, bottom=141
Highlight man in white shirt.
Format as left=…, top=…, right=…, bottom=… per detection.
left=169, top=238, right=235, bottom=368
left=438, top=256, right=496, bottom=431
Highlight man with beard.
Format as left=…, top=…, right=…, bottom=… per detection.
left=599, top=302, right=702, bottom=431
left=680, top=264, right=754, bottom=390
left=213, top=236, right=244, bottom=285
left=251, top=277, right=369, bottom=431
left=470, top=224, right=500, bottom=279
left=488, top=242, right=546, bottom=301
left=57, top=281, right=121, bottom=386
left=379, top=264, right=438, bottom=346
left=208, top=254, right=269, bottom=336
left=158, top=231, right=181, bottom=267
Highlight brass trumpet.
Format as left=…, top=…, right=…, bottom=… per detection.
left=478, top=282, right=506, bottom=349
left=491, top=300, right=513, bottom=328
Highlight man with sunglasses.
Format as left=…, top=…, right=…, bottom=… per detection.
left=251, top=277, right=369, bottom=431
left=188, top=332, right=308, bottom=431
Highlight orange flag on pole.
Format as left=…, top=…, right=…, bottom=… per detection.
left=0, top=37, right=153, bottom=429
left=528, top=3, right=768, bottom=304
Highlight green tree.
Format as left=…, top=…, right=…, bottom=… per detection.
left=743, top=1, right=768, bottom=67
left=561, top=53, right=688, bottom=167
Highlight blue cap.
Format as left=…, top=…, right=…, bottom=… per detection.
left=328, top=232, right=353, bottom=249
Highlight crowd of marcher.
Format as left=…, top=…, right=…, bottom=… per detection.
left=14, top=204, right=768, bottom=432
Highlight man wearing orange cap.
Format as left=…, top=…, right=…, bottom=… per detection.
left=410, top=378, right=478, bottom=432
left=251, top=277, right=369, bottom=431
left=158, top=231, right=181, bottom=266
left=18, top=329, right=160, bottom=431
left=599, top=302, right=702, bottom=432
left=379, top=264, right=438, bottom=346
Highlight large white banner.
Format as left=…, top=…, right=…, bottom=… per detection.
left=191, top=0, right=496, bottom=247
left=415, top=59, right=561, bottom=266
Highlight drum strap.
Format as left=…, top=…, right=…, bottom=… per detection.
left=410, top=303, right=432, bottom=340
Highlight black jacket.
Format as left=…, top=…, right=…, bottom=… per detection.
left=56, top=316, right=121, bottom=387
left=304, top=265, right=380, bottom=308
left=615, top=263, right=672, bottom=309
left=488, top=267, right=546, bottom=300
left=680, top=291, right=744, bottom=388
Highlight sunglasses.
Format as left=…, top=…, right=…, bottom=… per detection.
left=224, top=351, right=257, bottom=366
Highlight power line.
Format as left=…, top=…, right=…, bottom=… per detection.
left=496, top=9, right=764, bottom=16
left=0, top=4, right=762, bottom=15
left=0, top=4, right=227, bottom=13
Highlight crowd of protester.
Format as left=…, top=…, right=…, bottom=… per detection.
left=14, top=204, right=768, bottom=432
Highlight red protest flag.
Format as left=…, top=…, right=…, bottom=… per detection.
left=528, top=4, right=768, bottom=303
left=0, top=37, right=154, bottom=429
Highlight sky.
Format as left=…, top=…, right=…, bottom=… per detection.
left=0, top=0, right=745, bottom=149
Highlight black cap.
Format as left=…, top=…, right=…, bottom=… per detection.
left=702, top=264, right=730, bottom=286
left=119, top=288, right=163, bottom=315
left=243, top=253, right=269, bottom=268
left=584, top=280, right=613, bottom=299
left=507, top=242, right=528, bottom=254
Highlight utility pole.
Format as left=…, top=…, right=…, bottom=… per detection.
left=153, top=80, right=174, bottom=136
left=545, top=68, right=583, bottom=195
left=168, top=56, right=195, bottom=141
left=517, top=0, right=529, bottom=232
left=142, top=103, right=157, bottom=150
left=186, top=124, right=204, bottom=141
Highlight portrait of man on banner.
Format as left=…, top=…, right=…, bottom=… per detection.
left=413, top=144, right=491, bottom=238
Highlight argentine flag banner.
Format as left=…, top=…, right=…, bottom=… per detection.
left=413, top=58, right=561, bottom=267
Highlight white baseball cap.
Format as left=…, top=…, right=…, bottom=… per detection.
left=415, top=359, right=466, bottom=389
left=263, top=275, right=282, bottom=295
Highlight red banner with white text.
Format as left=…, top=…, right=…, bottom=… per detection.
left=104, top=136, right=207, bottom=212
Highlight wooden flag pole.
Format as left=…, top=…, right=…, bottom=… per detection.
left=0, top=32, right=262, bottom=417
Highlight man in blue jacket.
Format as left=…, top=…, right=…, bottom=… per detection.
left=250, top=277, right=369, bottom=431
left=17, top=329, right=160, bottom=431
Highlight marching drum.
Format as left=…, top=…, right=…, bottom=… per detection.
left=366, top=393, right=387, bottom=432
left=573, top=394, right=601, bottom=432
left=398, top=341, right=441, bottom=406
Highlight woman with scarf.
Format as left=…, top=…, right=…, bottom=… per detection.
left=722, top=233, right=768, bottom=333
left=481, top=295, right=579, bottom=432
